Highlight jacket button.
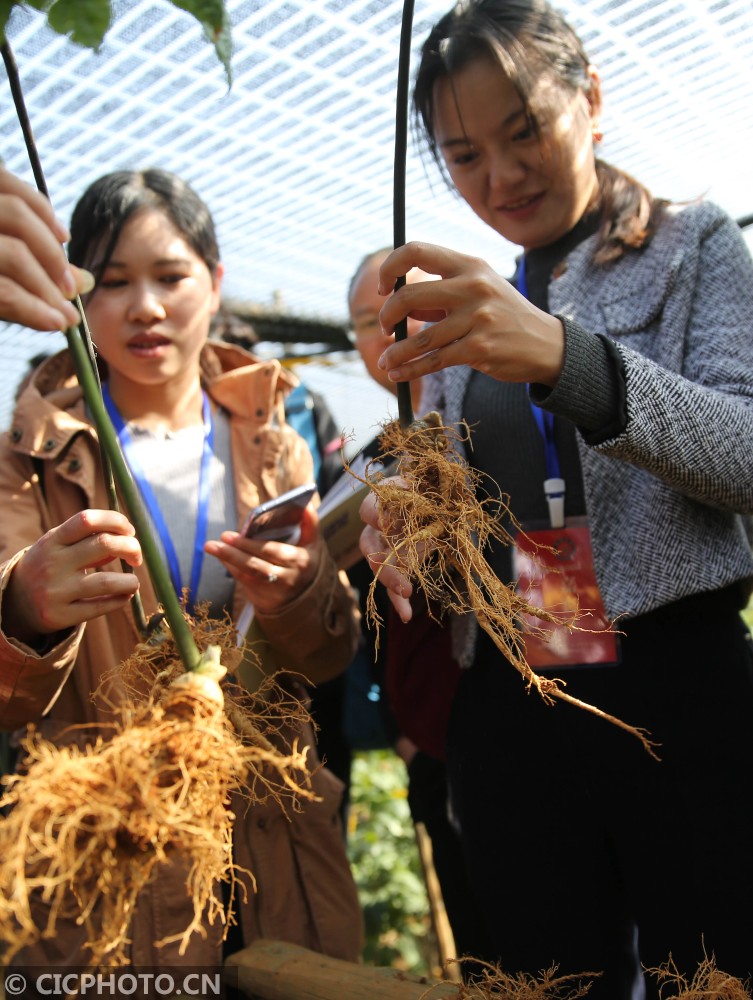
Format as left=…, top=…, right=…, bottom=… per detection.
left=254, top=436, right=261, bottom=445
left=256, top=408, right=264, bottom=418
left=10, top=428, right=22, bottom=443
left=257, top=817, right=267, bottom=830
left=43, top=439, right=56, bottom=451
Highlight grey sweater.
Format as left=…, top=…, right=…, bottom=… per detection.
left=423, top=200, right=753, bottom=622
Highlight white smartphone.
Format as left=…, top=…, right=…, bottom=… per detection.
left=241, top=482, right=317, bottom=543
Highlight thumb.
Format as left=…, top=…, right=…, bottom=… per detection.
left=297, top=503, right=320, bottom=547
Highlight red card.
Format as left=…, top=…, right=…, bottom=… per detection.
left=512, top=518, right=619, bottom=668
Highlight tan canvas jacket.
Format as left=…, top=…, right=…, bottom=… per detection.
left=0, top=341, right=363, bottom=970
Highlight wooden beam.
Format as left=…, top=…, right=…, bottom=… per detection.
left=224, top=939, right=483, bottom=1000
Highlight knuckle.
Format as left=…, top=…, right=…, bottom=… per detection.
left=77, top=509, right=99, bottom=531
left=425, top=350, right=443, bottom=373
left=91, top=531, right=119, bottom=559
left=414, top=327, right=432, bottom=349
left=466, top=271, right=495, bottom=299
left=474, top=303, right=497, bottom=328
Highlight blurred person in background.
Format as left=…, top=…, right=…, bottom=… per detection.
left=348, top=246, right=491, bottom=976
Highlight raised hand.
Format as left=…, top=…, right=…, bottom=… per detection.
left=0, top=166, right=94, bottom=331
left=375, top=241, right=565, bottom=388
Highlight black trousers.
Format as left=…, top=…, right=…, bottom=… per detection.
left=446, top=587, right=753, bottom=1000
left=406, top=750, right=493, bottom=979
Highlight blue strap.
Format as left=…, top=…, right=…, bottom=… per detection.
left=102, top=384, right=215, bottom=612
left=515, top=255, right=529, bottom=300
left=517, top=258, right=565, bottom=527
left=529, top=400, right=562, bottom=481
left=517, top=258, right=561, bottom=481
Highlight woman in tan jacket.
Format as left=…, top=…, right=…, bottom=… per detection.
left=0, top=168, right=363, bottom=971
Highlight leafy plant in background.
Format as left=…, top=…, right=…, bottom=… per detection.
left=0, top=0, right=232, bottom=83
left=742, top=603, right=753, bottom=632
left=347, top=750, right=435, bottom=975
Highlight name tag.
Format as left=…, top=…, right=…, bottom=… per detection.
left=512, top=517, right=619, bottom=669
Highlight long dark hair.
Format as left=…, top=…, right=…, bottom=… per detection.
left=67, top=169, right=220, bottom=280
left=413, top=0, right=668, bottom=263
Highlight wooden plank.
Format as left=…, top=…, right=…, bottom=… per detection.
left=414, top=821, right=462, bottom=984
left=224, top=940, right=482, bottom=1000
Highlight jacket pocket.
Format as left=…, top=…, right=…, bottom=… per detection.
left=600, top=253, right=681, bottom=336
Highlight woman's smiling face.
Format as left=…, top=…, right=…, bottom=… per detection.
left=83, top=206, right=222, bottom=390
left=433, top=55, right=601, bottom=250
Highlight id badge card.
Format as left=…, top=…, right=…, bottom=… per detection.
left=512, top=516, right=619, bottom=669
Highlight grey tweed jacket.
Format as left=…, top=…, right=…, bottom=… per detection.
left=422, top=200, right=753, bottom=622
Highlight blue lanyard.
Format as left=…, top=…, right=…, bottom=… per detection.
left=517, top=258, right=564, bottom=526
left=528, top=398, right=562, bottom=482
left=102, top=383, right=215, bottom=611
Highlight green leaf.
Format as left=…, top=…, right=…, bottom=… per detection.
left=0, top=0, right=232, bottom=83
left=0, top=1, right=12, bottom=41
left=169, top=0, right=232, bottom=86
left=46, top=0, right=112, bottom=50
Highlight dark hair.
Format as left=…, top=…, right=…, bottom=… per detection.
left=413, top=0, right=667, bottom=263
left=67, top=169, right=220, bottom=281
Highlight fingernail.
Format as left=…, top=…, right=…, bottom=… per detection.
left=387, top=368, right=402, bottom=382
left=377, top=352, right=387, bottom=370
left=53, top=216, right=71, bottom=242
left=78, top=269, right=95, bottom=295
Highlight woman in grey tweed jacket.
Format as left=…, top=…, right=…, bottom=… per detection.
left=359, top=1, right=753, bottom=997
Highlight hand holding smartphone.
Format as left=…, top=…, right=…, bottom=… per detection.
left=241, top=482, right=317, bottom=544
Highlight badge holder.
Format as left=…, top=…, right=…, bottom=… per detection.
left=511, top=468, right=619, bottom=669
left=513, top=258, right=619, bottom=669
left=513, top=514, right=620, bottom=669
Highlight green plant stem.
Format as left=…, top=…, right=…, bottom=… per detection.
left=2, top=34, right=151, bottom=636
left=73, top=303, right=151, bottom=636
left=65, top=325, right=200, bottom=671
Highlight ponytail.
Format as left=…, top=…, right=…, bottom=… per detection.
left=593, top=159, right=669, bottom=264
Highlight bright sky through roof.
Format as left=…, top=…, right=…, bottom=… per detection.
left=1, top=0, right=752, bottom=434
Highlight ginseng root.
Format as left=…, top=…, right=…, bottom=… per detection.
left=0, top=622, right=316, bottom=968
left=359, top=414, right=657, bottom=758
left=644, top=951, right=752, bottom=999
